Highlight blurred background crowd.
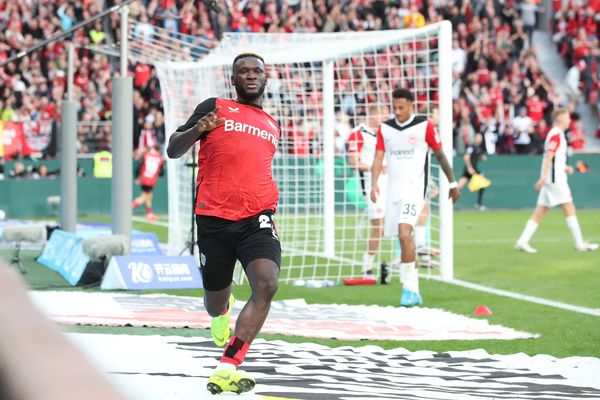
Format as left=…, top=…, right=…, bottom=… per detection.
left=0, top=0, right=599, bottom=179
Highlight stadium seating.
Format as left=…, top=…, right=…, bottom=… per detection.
left=0, top=0, right=580, bottom=162
left=550, top=0, right=600, bottom=136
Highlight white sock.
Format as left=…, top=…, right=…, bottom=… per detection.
left=517, top=219, right=538, bottom=244
left=565, top=215, right=585, bottom=247
left=362, top=252, right=375, bottom=274
left=401, top=262, right=419, bottom=293
left=414, top=225, right=426, bottom=249
left=215, top=362, right=236, bottom=371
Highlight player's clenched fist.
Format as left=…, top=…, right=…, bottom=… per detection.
left=196, top=106, right=226, bottom=137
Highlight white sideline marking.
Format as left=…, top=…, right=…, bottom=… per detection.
left=425, top=275, right=600, bottom=317
left=132, top=216, right=169, bottom=227
left=455, top=237, right=593, bottom=244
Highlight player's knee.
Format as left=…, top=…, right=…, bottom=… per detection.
left=255, top=277, right=278, bottom=300
left=205, top=302, right=226, bottom=317
left=398, top=229, right=413, bottom=244
left=204, top=296, right=230, bottom=317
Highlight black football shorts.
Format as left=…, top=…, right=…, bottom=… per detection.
left=196, top=210, right=281, bottom=291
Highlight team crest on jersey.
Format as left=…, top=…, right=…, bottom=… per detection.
left=228, top=106, right=240, bottom=113
left=407, top=132, right=418, bottom=145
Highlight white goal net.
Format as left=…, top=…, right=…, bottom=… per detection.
left=156, top=22, right=454, bottom=283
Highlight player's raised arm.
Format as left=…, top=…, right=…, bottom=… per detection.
left=166, top=98, right=224, bottom=159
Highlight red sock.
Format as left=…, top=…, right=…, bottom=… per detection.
left=220, top=336, right=249, bottom=368
left=146, top=207, right=152, bottom=214
left=219, top=299, right=231, bottom=316
left=131, top=200, right=140, bottom=208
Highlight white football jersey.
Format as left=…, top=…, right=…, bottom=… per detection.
left=376, top=114, right=442, bottom=201
left=543, top=127, right=568, bottom=184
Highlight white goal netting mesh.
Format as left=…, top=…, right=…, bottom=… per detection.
left=156, top=23, right=453, bottom=284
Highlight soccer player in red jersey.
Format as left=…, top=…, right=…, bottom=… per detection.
left=131, top=145, right=164, bottom=222
left=371, top=88, right=460, bottom=307
left=167, top=53, right=280, bottom=395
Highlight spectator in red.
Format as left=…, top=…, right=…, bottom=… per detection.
left=246, top=3, right=265, bottom=33
left=536, top=119, right=551, bottom=142
left=475, top=59, right=491, bottom=87
left=289, top=118, right=312, bottom=156
left=568, top=120, right=586, bottom=150
left=137, top=116, right=158, bottom=156
left=134, top=63, right=152, bottom=89
left=526, top=94, right=547, bottom=123
left=132, top=145, right=164, bottom=222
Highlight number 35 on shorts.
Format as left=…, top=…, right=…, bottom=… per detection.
left=402, top=203, right=417, bottom=216
left=258, top=214, right=279, bottom=240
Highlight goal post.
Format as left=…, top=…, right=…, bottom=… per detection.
left=156, top=21, right=454, bottom=283
left=438, top=21, right=454, bottom=281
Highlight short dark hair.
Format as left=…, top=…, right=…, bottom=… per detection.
left=232, top=52, right=265, bottom=70
left=392, top=88, right=414, bottom=102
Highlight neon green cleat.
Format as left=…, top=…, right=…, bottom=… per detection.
left=207, top=368, right=255, bottom=395
left=211, top=294, right=235, bottom=347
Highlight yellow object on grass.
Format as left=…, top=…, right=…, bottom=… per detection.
left=468, top=174, right=491, bottom=192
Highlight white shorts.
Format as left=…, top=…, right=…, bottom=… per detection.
left=537, top=182, right=572, bottom=208
left=384, top=192, right=426, bottom=235
left=367, top=176, right=387, bottom=220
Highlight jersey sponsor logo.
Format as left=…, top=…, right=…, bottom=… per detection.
left=407, top=132, right=418, bottom=144
left=388, top=148, right=415, bottom=158
left=224, top=119, right=279, bottom=146
left=228, top=106, right=240, bottom=113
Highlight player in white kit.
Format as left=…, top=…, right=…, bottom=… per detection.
left=516, top=108, right=598, bottom=253
left=371, top=89, right=460, bottom=307
left=347, top=106, right=387, bottom=277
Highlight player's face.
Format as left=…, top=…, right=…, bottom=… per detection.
left=231, top=57, right=267, bottom=101
left=556, top=112, right=570, bottom=130
left=392, top=98, right=412, bottom=123
left=561, top=113, right=571, bottom=129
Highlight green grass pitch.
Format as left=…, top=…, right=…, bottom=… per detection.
left=3, top=209, right=599, bottom=358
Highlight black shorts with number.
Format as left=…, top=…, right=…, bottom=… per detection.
left=196, top=210, right=281, bottom=291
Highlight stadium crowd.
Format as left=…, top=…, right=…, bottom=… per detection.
left=550, top=0, right=600, bottom=140
left=0, top=0, right=594, bottom=167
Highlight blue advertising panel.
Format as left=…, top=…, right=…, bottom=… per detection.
left=101, top=255, right=202, bottom=290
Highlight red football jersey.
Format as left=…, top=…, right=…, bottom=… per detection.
left=140, top=150, right=164, bottom=187
left=178, top=98, right=280, bottom=221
